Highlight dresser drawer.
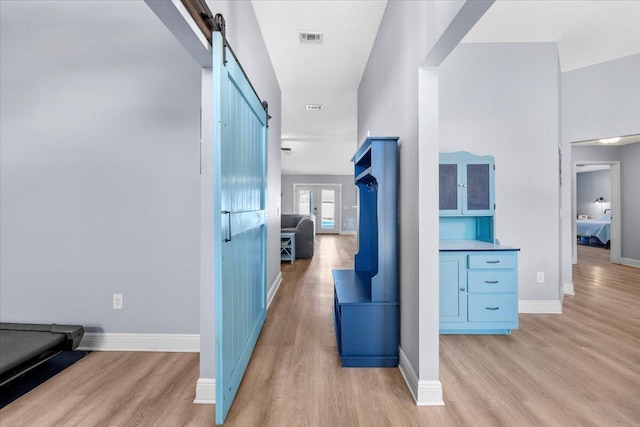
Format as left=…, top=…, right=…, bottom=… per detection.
left=468, top=270, right=517, bottom=293
left=468, top=294, right=517, bottom=322
left=468, top=253, right=517, bottom=269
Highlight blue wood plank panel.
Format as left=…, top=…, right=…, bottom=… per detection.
left=213, top=32, right=267, bottom=425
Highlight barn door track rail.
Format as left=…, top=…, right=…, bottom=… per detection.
left=180, top=0, right=271, bottom=121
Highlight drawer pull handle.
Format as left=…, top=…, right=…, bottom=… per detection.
left=484, top=280, right=499, bottom=284
left=460, top=287, right=466, bottom=292
left=485, top=307, right=500, bottom=311
left=486, top=260, right=500, bottom=264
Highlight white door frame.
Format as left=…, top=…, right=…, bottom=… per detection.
left=572, top=161, right=621, bottom=264
left=293, top=183, right=342, bottom=234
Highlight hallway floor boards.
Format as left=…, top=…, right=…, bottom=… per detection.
left=1, top=238, right=638, bottom=426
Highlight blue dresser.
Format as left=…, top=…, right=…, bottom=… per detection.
left=439, top=152, right=519, bottom=334
left=333, top=137, right=399, bottom=367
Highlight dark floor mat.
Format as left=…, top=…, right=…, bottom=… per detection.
left=0, top=350, right=89, bottom=408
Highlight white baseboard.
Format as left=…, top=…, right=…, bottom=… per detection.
left=78, top=333, right=199, bottom=352
left=194, top=378, right=215, bottom=404
left=268, top=272, right=283, bottom=309
left=398, top=347, right=444, bottom=406
left=621, top=257, right=640, bottom=268
left=339, top=230, right=357, bottom=235
left=518, top=300, right=563, bottom=314
left=416, top=380, right=445, bottom=406
left=398, top=347, right=419, bottom=401
left=563, top=282, right=575, bottom=296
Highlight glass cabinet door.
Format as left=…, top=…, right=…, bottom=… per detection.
left=466, top=163, right=491, bottom=212
left=439, top=153, right=494, bottom=216
left=439, top=163, right=459, bottom=212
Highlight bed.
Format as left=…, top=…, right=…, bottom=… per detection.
left=577, top=212, right=611, bottom=247
left=0, top=323, right=84, bottom=386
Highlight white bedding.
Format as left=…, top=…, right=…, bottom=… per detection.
left=577, top=214, right=610, bottom=244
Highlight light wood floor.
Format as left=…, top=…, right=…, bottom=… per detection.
left=2, top=239, right=638, bottom=426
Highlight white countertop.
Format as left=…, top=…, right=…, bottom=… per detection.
left=439, top=240, right=520, bottom=251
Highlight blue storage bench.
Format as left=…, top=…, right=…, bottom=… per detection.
left=333, top=137, right=399, bottom=367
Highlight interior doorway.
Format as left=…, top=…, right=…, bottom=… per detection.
left=294, top=184, right=342, bottom=234
left=572, top=161, right=621, bottom=265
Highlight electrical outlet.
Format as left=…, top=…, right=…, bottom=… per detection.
left=113, top=293, right=123, bottom=310
left=536, top=272, right=545, bottom=283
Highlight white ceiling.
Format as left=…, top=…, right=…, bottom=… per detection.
left=251, top=0, right=387, bottom=175
left=463, top=0, right=640, bottom=71
left=6, top=2, right=637, bottom=178
left=576, top=164, right=611, bottom=173
left=572, top=134, right=640, bottom=146
left=251, top=0, right=640, bottom=176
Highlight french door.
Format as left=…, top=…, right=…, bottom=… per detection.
left=294, top=184, right=341, bottom=234
left=212, top=32, right=267, bottom=424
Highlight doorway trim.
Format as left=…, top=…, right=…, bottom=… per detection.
left=572, top=161, right=621, bottom=265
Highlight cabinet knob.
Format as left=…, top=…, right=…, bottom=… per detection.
left=460, top=287, right=466, bottom=292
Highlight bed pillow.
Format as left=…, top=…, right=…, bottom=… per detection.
left=599, top=213, right=611, bottom=221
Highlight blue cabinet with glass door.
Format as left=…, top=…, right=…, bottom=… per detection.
left=439, top=152, right=495, bottom=216
left=439, top=152, right=519, bottom=334
left=332, top=137, right=399, bottom=367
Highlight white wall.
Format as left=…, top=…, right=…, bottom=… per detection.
left=572, top=143, right=640, bottom=262
left=0, top=1, right=202, bottom=333
left=563, top=54, right=640, bottom=143
left=572, top=146, right=622, bottom=163
left=1, top=1, right=281, bottom=395
left=620, top=143, right=640, bottom=261
left=0, top=0, right=282, bottom=357
left=564, top=54, right=640, bottom=263
left=358, top=0, right=481, bottom=402
left=280, top=175, right=357, bottom=232
left=439, top=42, right=562, bottom=302
left=358, top=0, right=430, bottom=385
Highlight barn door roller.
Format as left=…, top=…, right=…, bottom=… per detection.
left=180, top=0, right=269, bottom=119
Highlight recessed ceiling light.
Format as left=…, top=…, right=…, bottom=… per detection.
left=305, top=104, right=323, bottom=111
left=599, top=137, right=621, bottom=144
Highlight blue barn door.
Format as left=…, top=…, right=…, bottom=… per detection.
left=212, top=32, right=268, bottom=424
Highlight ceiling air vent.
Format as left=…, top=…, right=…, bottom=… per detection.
left=305, top=104, right=324, bottom=111
left=299, top=32, right=323, bottom=43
